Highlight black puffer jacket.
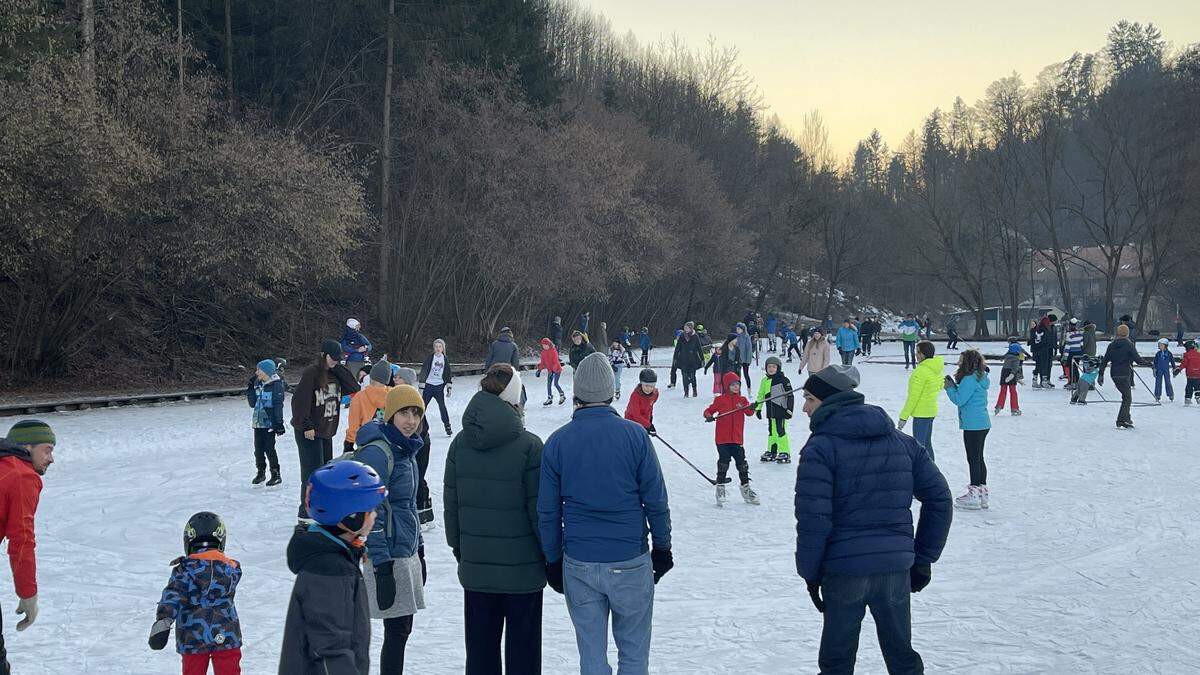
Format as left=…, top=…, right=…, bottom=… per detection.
left=279, top=528, right=371, bottom=675
left=1099, top=338, right=1143, bottom=379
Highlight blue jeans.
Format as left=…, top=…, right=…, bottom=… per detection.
left=547, top=370, right=564, bottom=398
left=910, top=417, right=934, bottom=462
left=902, top=341, right=916, bottom=368
left=613, top=364, right=625, bottom=396
left=1154, top=370, right=1174, bottom=400
left=819, top=571, right=923, bottom=675
left=564, top=552, right=654, bottom=675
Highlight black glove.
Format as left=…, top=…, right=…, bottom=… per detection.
left=375, top=561, right=396, bottom=610
left=651, top=548, right=674, bottom=584
left=546, top=559, right=564, bottom=594
left=418, top=546, right=427, bottom=586
left=148, top=618, right=172, bottom=650
left=755, top=408, right=762, bottom=419
left=272, top=426, right=285, bottom=436
left=343, top=440, right=354, bottom=455
left=910, top=563, right=931, bottom=593
left=704, top=415, right=714, bottom=423
left=807, top=580, right=825, bottom=613
left=536, top=370, right=542, bottom=378
left=647, top=424, right=656, bottom=435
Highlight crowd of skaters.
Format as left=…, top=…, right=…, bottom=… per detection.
left=3, top=305, right=1189, bottom=674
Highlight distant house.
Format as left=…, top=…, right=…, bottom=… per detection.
left=1030, top=247, right=1174, bottom=331
left=948, top=304, right=1064, bottom=337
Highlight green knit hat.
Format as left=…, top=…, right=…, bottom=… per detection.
left=6, top=420, right=56, bottom=446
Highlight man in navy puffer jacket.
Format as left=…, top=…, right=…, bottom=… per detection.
left=794, top=364, right=951, bottom=674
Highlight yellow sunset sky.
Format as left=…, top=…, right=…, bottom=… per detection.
left=586, top=0, right=1200, bottom=158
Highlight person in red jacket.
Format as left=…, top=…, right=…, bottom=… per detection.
left=624, top=369, right=660, bottom=432
left=1174, top=340, right=1200, bottom=405
left=537, top=337, right=566, bottom=406
left=703, top=372, right=760, bottom=506
left=0, top=420, right=56, bottom=673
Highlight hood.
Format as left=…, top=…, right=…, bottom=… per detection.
left=736, top=322, right=747, bottom=331
left=286, top=527, right=355, bottom=574
left=458, top=391, right=524, bottom=450
left=916, top=356, right=944, bottom=373
left=495, top=335, right=513, bottom=344
left=357, top=384, right=390, bottom=410
left=0, top=439, right=32, bottom=463
left=721, top=371, right=742, bottom=393
left=340, top=325, right=362, bottom=341
left=810, top=392, right=893, bottom=438
left=355, top=421, right=423, bottom=459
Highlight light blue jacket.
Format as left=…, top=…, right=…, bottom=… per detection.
left=836, top=327, right=860, bottom=352
left=945, top=371, right=992, bottom=431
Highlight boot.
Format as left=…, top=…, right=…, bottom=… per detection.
left=954, top=485, right=982, bottom=510
left=740, top=483, right=760, bottom=505
left=445, top=424, right=453, bottom=437
left=979, top=485, right=989, bottom=510
left=543, top=397, right=554, bottom=406
left=760, top=449, right=777, bottom=463
left=558, top=393, right=566, bottom=406
left=775, top=452, right=791, bottom=464
left=251, top=468, right=266, bottom=485
left=266, top=470, right=281, bottom=486
left=1011, top=408, right=1022, bottom=416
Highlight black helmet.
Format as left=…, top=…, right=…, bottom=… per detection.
left=184, top=511, right=227, bottom=554
left=639, top=368, right=657, bottom=385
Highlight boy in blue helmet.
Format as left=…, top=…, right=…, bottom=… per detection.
left=280, top=460, right=387, bottom=675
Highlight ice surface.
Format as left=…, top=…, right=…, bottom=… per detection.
left=3, top=342, right=1198, bottom=673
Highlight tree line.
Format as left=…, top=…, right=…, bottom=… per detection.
left=2, top=3, right=1196, bottom=384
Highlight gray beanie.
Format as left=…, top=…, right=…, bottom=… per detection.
left=803, top=364, right=861, bottom=401
left=573, top=351, right=615, bottom=404
left=393, top=367, right=418, bottom=387
left=369, top=360, right=393, bottom=385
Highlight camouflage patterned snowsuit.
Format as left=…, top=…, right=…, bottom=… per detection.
left=155, top=550, right=242, bottom=654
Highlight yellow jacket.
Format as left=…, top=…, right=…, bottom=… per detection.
left=899, top=356, right=943, bottom=421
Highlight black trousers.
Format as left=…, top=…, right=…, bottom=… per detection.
left=680, top=368, right=698, bottom=395
left=1113, top=375, right=1133, bottom=425
left=1186, top=378, right=1200, bottom=399
left=416, top=425, right=432, bottom=524
left=641, top=348, right=650, bottom=365
left=740, top=363, right=752, bottom=388
left=716, top=443, right=750, bottom=485
left=1034, top=350, right=1052, bottom=381
left=902, top=341, right=916, bottom=368
left=787, top=343, right=802, bottom=359
left=861, top=336, right=873, bottom=356
left=1, top=597, right=7, bottom=674
left=295, top=431, right=333, bottom=519
left=964, top=429, right=989, bottom=486
left=422, top=383, right=451, bottom=430
left=380, top=614, right=413, bottom=674
left=946, top=331, right=958, bottom=349
left=253, top=427, right=281, bottom=473
left=464, top=590, right=543, bottom=675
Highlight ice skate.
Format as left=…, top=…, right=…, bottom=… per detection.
left=558, top=393, right=566, bottom=405
left=993, top=407, right=1001, bottom=415
left=1011, top=408, right=1022, bottom=416
left=716, top=483, right=728, bottom=507
left=979, top=485, right=989, bottom=510
left=740, top=483, right=760, bottom=505
left=760, top=449, right=777, bottom=462
left=1032, top=379, right=1043, bottom=389
left=445, top=424, right=453, bottom=437
left=775, top=452, right=791, bottom=464
left=615, top=391, right=622, bottom=400
left=954, top=485, right=982, bottom=510
left=251, top=469, right=266, bottom=485
left=1185, top=398, right=1192, bottom=406
left=543, top=397, right=553, bottom=406
left=266, top=471, right=282, bottom=487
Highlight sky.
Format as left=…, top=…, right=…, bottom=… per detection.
left=585, top=1, right=1200, bottom=159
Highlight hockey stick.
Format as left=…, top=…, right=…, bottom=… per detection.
left=708, top=387, right=798, bottom=420
left=1133, top=368, right=1165, bottom=405
left=649, top=432, right=717, bottom=485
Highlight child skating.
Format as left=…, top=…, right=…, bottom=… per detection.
left=609, top=338, right=636, bottom=400
left=624, top=369, right=660, bottom=433
left=1072, top=356, right=1101, bottom=404
left=1153, top=338, right=1176, bottom=402
left=995, top=340, right=1027, bottom=415
left=245, top=359, right=285, bottom=486
left=149, top=512, right=243, bottom=674
left=537, top=337, right=566, bottom=405
left=703, top=372, right=760, bottom=506
left=1174, top=340, right=1200, bottom=405
left=754, top=356, right=795, bottom=464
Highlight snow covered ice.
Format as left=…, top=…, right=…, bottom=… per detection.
left=5, top=342, right=1199, bottom=673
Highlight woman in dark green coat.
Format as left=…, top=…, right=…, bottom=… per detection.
left=444, top=364, right=545, bottom=674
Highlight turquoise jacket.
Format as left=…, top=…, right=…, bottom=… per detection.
left=944, top=371, right=992, bottom=431
left=836, top=327, right=860, bottom=352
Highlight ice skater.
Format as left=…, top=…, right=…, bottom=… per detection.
left=704, top=372, right=760, bottom=506
left=754, top=356, right=795, bottom=464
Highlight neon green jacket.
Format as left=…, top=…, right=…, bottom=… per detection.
left=899, top=356, right=943, bottom=421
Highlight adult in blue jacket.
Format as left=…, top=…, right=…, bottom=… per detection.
left=835, top=320, right=860, bottom=366
left=794, top=364, right=952, bottom=674
left=538, top=352, right=673, bottom=675
left=340, top=318, right=372, bottom=376
left=352, top=386, right=428, bottom=675
left=943, top=349, right=992, bottom=511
